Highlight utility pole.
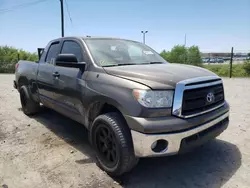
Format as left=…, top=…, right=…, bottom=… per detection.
left=229, top=47, right=234, bottom=78
left=184, top=34, right=186, bottom=47
left=141, top=31, right=148, bottom=44
left=184, top=34, right=187, bottom=63
left=60, top=0, right=64, bottom=37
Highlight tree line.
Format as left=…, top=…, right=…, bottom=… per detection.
left=0, top=46, right=38, bottom=73
left=160, top=45, right=202, bottom=66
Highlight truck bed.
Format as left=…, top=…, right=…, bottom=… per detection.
left=15, top=60, right=38, bottom=90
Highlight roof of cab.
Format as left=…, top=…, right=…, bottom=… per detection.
left=51, top=36, right=138, bottom=43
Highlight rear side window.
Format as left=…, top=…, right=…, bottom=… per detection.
left=39, top=50, right=47, bottom=63
left=45, top=42, right=60, bottom=63
left=61, top=41, right=83, bottom=62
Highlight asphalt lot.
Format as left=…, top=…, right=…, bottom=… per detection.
left=0, top=74, right=250, bottom=188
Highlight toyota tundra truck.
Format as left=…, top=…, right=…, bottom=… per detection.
left=14, top=36, right=230, bottom=176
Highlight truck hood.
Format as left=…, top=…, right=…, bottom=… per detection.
left=103, top=63, right=217, bottom=89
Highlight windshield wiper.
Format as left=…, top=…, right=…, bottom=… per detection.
left=103, top=62, right=164, bottom=67
left=103, top=63, right=137, bottom=67
left=148, top=62, right=164, bottom=64
left=139, top=62, right=165, bottom=65
left=117, top=63, right=137, bottom=66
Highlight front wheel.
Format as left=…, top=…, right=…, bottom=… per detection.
left=91, top=112, right=138, bottom=176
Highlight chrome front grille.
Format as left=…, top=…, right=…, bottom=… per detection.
left=172, top=76, right=225, bottom=118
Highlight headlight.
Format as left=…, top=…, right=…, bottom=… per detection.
left=132, top=89, right=174, bottom=108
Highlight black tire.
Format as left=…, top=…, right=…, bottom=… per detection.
left=19, top=85, right=40, bottom=115
left=90, top=112, right=138, bottom=176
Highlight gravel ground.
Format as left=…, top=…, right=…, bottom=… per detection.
left=0, top=74, right=250, bottom=188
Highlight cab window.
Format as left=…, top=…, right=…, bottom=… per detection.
left=60, top=41, right=83, bottom=62
left=45, top=42, right=60, bottom=64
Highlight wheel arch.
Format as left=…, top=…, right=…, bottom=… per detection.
left=18, top=76, right=40, bottom=103
left=18, top=76, right=29, bottom=89
left=85, top=96, right=130, bottom=129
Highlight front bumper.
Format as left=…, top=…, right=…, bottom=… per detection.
left=125, top=102, right=229, bottom=134
left=131, top=111, right=229, bottom=157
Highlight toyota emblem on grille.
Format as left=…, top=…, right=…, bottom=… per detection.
left=206, top=92, right=215, bottom=103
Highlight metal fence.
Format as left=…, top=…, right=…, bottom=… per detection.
left=202, top=48, right=250, bottom=78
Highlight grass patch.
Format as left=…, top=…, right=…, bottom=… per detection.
left=203, top=62, right=250, bottom=77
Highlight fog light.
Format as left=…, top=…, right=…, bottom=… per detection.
left=151, top=139, right=168, bottom=153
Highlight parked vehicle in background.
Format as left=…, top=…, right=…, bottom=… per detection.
left=234, top=57, right=247, bottom=61
left=14, top=36, right=230, bottom=176
left=208, top=58, right=216, bottom=63
left=223, top=57, right=231, bottom=61
left=216, top=58, right=224, bottom=63
left=202, top=58, right=210, bottom=63
left=204, top=58, right=224, bottom=64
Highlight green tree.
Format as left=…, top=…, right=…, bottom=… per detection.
left=248, top=52, right=250, bottom=56
left=160, top=45, right=202, bottom=66
left=0, top=46, right=38, bottom=73
left=168, top=45, right=187, bottom=64
left=186, top=45, right=202, bottom=66
left=160, top=50, right=171, bottom=62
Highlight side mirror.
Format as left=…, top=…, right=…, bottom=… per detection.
left=56, top=53, right=78, bottom=63
left=55, top=54, right=86, bottom=71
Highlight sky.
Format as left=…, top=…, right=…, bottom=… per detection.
left=0, top=0, right=250, bottom=53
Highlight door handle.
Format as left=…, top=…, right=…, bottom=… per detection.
left=53, top=72, right=60, bottom=77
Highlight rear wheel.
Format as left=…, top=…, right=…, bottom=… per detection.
left=91, top=112, right=138, bottom=176
left=19, top=85, right=40, bottom=115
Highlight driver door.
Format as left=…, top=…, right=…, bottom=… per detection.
left=53, top=39, right=87, bottom=122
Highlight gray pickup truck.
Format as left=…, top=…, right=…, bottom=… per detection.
left=14, top=36, right=230, bottom=176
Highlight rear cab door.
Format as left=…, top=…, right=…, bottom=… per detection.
left=37, top=40, right=61, bottom=107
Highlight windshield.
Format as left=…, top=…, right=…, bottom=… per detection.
left=84, top=39, right=167, bottom=67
